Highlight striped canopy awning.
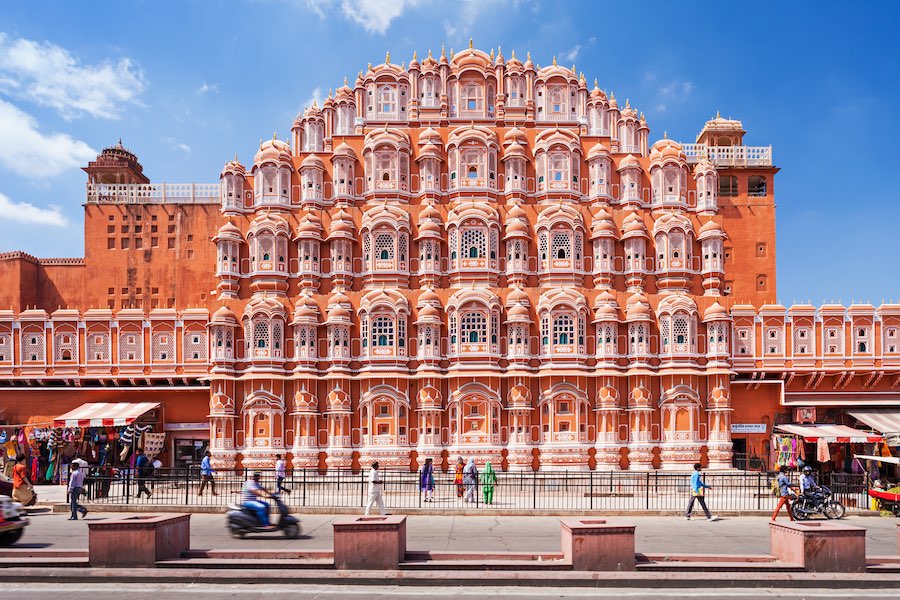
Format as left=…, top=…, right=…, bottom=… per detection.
left=846, top=409, right=900, bottom=435
left=775, top=424, right=882, bottom=443
left=54, top=402, right=160, bottom=428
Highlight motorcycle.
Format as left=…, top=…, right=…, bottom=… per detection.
left=226, top=492, right=300, bottom=539
left=791, top=485, right=846, bottom=520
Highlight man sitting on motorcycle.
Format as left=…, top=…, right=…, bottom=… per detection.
left=800, top=466, right=821, bottom=500
left=241, top=472, right=273, bottom=527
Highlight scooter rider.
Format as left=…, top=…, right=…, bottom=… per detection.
left=799, top=466, right=821, bottom=500
left=241, top=472, right=273, bottom=527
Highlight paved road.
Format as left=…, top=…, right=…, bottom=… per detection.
left=5, top=582, right=899, bottom=599
left=17, top=509, right=900, bottom=555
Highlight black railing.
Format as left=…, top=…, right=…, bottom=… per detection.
left=74, top=468, right=873, bottom=513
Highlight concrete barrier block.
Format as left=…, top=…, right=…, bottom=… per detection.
left=769, top=521, right=866, bottom=573
left=560, top=518, right=636, bottom=571
left=88, top=514, right=191, bottom=567
left=333, top=515, right=407, bottom=570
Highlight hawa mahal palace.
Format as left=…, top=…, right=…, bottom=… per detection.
left=1, top=45, right=898, bottom=472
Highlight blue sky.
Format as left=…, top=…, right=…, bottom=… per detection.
left=0, top=1, right=898, bottom=305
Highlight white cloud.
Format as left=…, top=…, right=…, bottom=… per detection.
left=0, top=192, right=67, bottom=227
left=562, top=44, right=581, bottom=62
left=0, top=33, right=146, bottom=120
left=197, top=82, right=219, bottom=95
left=302, top=87, right=323, bottom=111
left=302, top=0, right=420, bottom=34
left=0, top=99, right=96, bottom=178
left=653, top=80, right=694, bottom=113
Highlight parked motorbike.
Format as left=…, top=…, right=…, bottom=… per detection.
left=791, top=486, right=846, bottom=520
left=226, top=493, right=300, bottom=539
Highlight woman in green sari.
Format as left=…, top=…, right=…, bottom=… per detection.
left=481, top=461, right=498, bottom=505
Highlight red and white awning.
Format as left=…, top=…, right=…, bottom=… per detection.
left=54, top=402, right=160, bottom=428
left=846, top=409, right=900, bottom=435
left=775, top=424, right=882, bottom=443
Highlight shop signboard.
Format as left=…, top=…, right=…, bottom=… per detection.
left=886, top=433, right=900, bottom=447
left=731, top=423, right=767, bottom=434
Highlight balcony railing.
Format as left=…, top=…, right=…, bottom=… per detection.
left=681, top=144, right=773, bottom=167
left=86, top=183, right=219, bottom=204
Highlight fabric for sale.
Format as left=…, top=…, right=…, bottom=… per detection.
left=142, top=433, right=166, bottom=459
left=775, top=424, right=882, bottom=443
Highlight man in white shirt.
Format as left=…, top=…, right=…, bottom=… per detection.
left=364, top=461, right=387, bottom=516
left=68, top=455, right=89, bottom=520
left=274, top=454, right=291, bottom=494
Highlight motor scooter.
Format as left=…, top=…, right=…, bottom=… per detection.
left=226, top=492, right=300, bottom=539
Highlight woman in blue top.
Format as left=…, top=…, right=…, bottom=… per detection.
left=685, top=463, right=720, bottom=521
left=420, top=457, right=435, bottom=502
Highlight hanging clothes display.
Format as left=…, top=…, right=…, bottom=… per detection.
left=817, top=437, right=831, bottom=462
left=773, top=435, right=798, bottom=468
left=142, top=433, right=166, bottom=460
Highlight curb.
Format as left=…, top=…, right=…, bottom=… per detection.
left=3, top=567, right=900, bottom=588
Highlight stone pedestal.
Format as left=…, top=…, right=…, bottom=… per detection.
left=88, top=514, right=190, bottom=567
left=560, top=518, right=636, bottom=571
left=769, top=521, right=866, bottom=573
left=333, top=515, right=407, bottom=570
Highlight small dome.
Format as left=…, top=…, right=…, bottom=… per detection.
left=296, top=213, right=323, bottom=238
left=293, top=388, right=317, bottom=413
left=417, top=304, right=440, bottom=320
left=254, top=136, right=292, bottom=165
left=693, top=158, right=716, bottom=175
left=507, top=303, right=531, bottom=322
left=625, top=294, right=653, bottom=321
left=594, top=303, right=619, bottom=322
left=590, top=209, right=617, bottom=239
left=418, top=287, right=441, bottom=305
left=221, top=157, right=246, bottom=176
left=327, top=386, right=351, bottom=410
left=213, top=220, right=243, bottom=242
left=703, top=301, right=729, bottom=321
left=507, top=286, right=530, bottom=305
left=420, top=203, right=441, bottom=222
left=327, top=209, right=355, bottom=239
left=211, top=305, right=237, bottom=324
left=508, top=383, right=530, bottom=408
left=617, top=154, right=642, bottom=171
left=301, top=154, right=325, bottom=169
left=503, top=127, right=527, bottom=145
left=649, top=138, right=686, bottom=166
left=587, top=142, right=610, bottom=160
left=596, top=386, right=618, bottom=408
left=503, top=141, right=528, bottom=159
left=418, top=384, right=442, bottom=408
left=419, top=127, right=442, bottom=145
left=621, top=212, right=647, bottom=237
left=595, top=290, right=618, bottom=305
left=331, top=142, right=357, bottom=160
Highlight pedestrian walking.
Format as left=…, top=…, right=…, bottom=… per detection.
left=684, top=463, right=720, bottom=521
left=134, top=448, right=152, bottom=499
left=67, top=455, right=89, bottom=520
left=274, top=454, right=291, bottom=494
left=198, top=450, right=218, bottom=497
left=420, top=457, right=435, bottom=502
left=481, top=461, right=498, bottom=505
left=364, top=461, right=387, bottom=516
left=454, top=457, right=465, bottom=498
left=771, top=465, right=798, bottom=521
left=11, top=454, right=34, bottom=506
left=463, top=458, right=478, bottom=503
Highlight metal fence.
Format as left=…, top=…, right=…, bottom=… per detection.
left=75, top=468, right=873, bottom=513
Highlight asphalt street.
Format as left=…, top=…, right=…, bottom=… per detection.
left=16, top=509, right=900, bottom=555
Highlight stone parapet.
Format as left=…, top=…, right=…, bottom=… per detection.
left=333, top=515, right=407, bottom=570
left=560, top=517, right=636, bottom=571
left=88, top=513, right=191, bottom=567
left=769, top=520, right=866, bottom=573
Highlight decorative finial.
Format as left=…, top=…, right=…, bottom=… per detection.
left=469, top=37, right=473, bottom=49
left=328, top=88, right=332, bottom=98
left=716, top=110, right=721, bottom=119
left=552, top=56, right=557, bottom=66
left=428, top=48, right=433, bottom=58
left=233, top=153, right=238, bottom=162
left=625, top=98, right=630, bottom=108
left=413, top=50, right=418, bottom=60
left=490, top=48, right=495, bottom=61
left=511, top=49, right=516, bottom=59
left=344, top=76, right=348, bottom=86
left=385, top=51, right=390, bottom=64
left=450, top=47, right=454, bottom=59
left=497, top=45, right=502, bottom=56
left=594, top=78, right=598, bottom=88
left=527, top=51, right=531, bottom=61
left=663, top=130, right=667, bottom=139
left=273, top=131, right=277, bottom=140
left=312, top=100, right=317, bottom=109
left=441, top=45, right=446, bottom=57
left=401, top=61, right=405, bottom=69
left=571, top=64, right=576, bottom=73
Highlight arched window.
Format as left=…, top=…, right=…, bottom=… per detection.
left=461, top=228, right=486, bottom=259
left=461, top=312, right=487, bottom=344
left=507, top=77, right=525, bottom=107
left=551, top=232, right=571, bottom=260
left=553, top=314, right=574, bottom=345
left=461, top=82, right=483, bottom=116
left=377, top=85, right=397, bottom=117
left=372, top=316, right=394, bottom=347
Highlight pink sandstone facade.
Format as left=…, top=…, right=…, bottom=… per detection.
left=1, top=45, right=898, bottom=471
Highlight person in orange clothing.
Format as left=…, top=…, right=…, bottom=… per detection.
left=771, top=464, right=799, bottom=520
left=11, top=454, right=34, bottom=506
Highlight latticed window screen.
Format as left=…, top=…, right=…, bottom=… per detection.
left=398, top=234, right=408, bottom=262
left=629, top=323, right=647, bottom=354
left=489, top=229, right=498, bottom=260
left=793, top=328, right=811, bottom=355
left=659, top=316, right=671, bottom=350
left=541, top=315, right=550, bottom=346
left=673, top=317, right=690, bottom=350
left=599, top=324, right=616, bottom=355
left=22, top=331, right=45, bottom=362
left=885, top=328, right=899, bottom=354
left=553, top=314, right=574, bottom=345
left=855, top=327, right=871, bottom=353
left=119, top=331, right=142, bottom=362
left=363, top=234, right=372, bottom=262
left=152, top=331, right=175, bottom=361
left=87, top=332, right=110, bottom=362
left=551, top=232, right=571, bottom=260
left=54, top=332, right=77, bottom=362
left=461, top=312, right=487, bottom=344
left=372, top=316, right=394, bottom=347
left=734, top=328, right=753, bottom=356
left=253, top=321, right=269, bottom=351
left=374, top=233, right=394, bottom=261
left=539, top=233, right=549, bottom=261
left=824, top=327, right=843, bottom=354
left=0, top=333, right=12, bottom=362
left=273, top=322, right=283, bottom=354
left=461, top=228, right=486, bottom=259
left=398, top=317, right=406, bottom=349
left=765, top=328, right=783, bottom=354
